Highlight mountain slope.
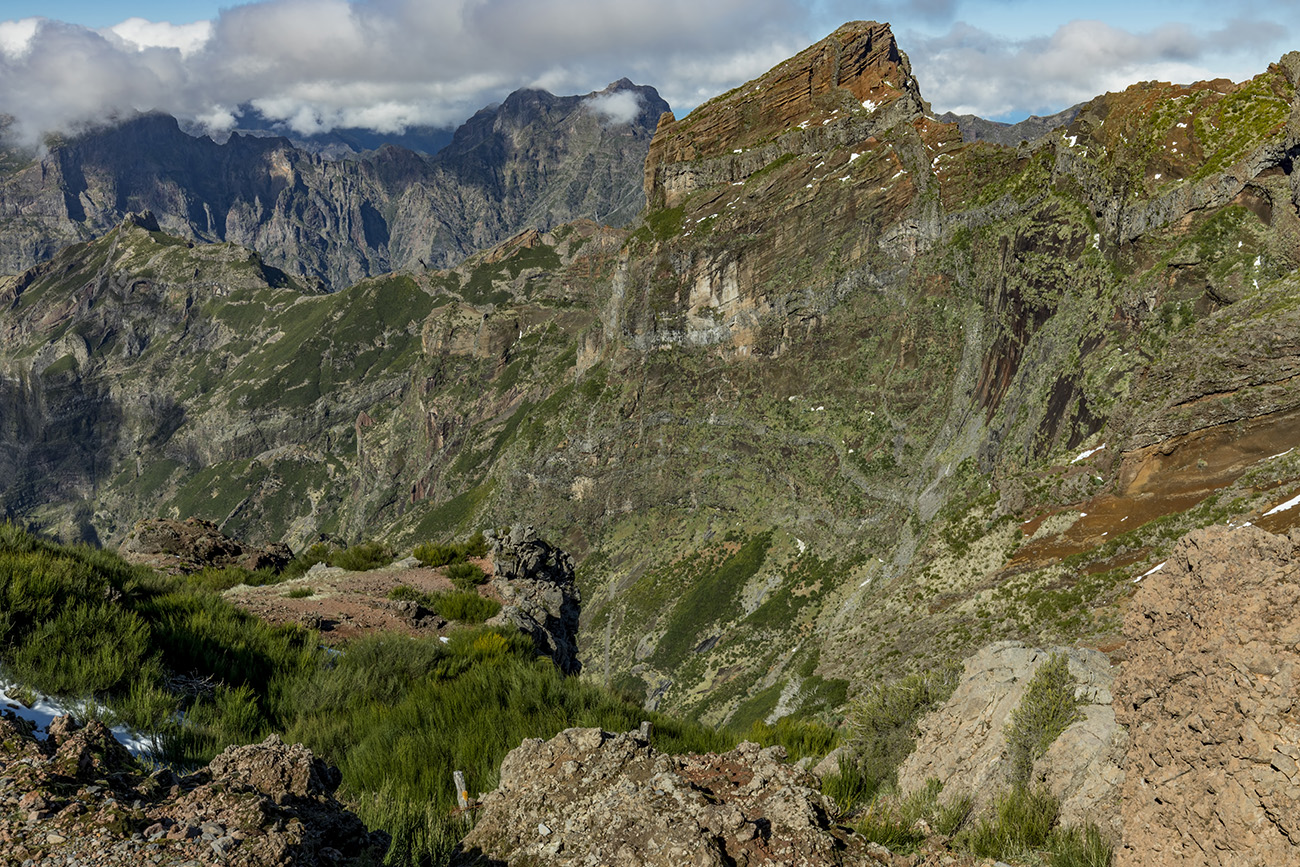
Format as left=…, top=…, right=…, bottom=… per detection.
left=1, top=23, right=1299, bottom=726
left=0, top=79, right=667, bottom=288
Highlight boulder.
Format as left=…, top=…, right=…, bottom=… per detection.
left=896, top=640, right=1125, bottom=839
left=486, top=525, right=582, bottom=674
left=455, top=727, right=867, bottom=866
left=1114, top=525, right=1300, bottom=866
left=121, top=517, right=293, bottom=574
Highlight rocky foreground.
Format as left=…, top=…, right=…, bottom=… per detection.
left=0, top=716, right=385, bottom=866
left=2, top=523, right=1298, bottom=866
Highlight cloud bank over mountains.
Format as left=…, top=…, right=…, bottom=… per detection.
left=0, top=0, right=1293, bottom=146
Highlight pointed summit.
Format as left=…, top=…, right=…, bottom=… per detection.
left=644, top=21, right=925, bottom=202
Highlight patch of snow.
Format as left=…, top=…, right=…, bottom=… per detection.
left=732, top=181, right=744, bottom=186
left=1267, top=448, right=1294, bottom=461
left=1134, top=561, right=1166, bottom=583
left=734, top=149, right=742, bottom=154
left=439, top=636, right=451, bottom=644
left=1254, top=256, right=1262, bottom=268
left=1154, top=173, right=1161, bottom=179
left=1071, top=443, right=1106, bottom=464
left=798, top=120, right=810, bottom=130
left=848, top=153, right=861, bottom=163
left=1264, top=493, right=1300, bottom=517
left=0, top=679, right=160, bottom=758
left=806, top=184, right=813, bottom=189
left=1177, top=122, right=1187, bottom=128
left=862, top=99, right=878, bottom=112
left=1065, top=135, right=1078, bottom=147
left=1238, top=241, right=1243, bottom=248
left=795, top=538, right=807, bottom=555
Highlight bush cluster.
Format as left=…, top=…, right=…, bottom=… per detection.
left=387, top=585, right=500, bottom=624
left=0, top=523, right=731, bottom=867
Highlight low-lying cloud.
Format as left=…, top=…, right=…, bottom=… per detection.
left=0, top=1, right=1293, bottom=147
left=585, top=91, right=644, bottom=125
left=0, top=0, right=807, bottom=146
left=907, top=16, right=1292, bottom=120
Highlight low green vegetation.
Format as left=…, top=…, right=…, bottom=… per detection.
left=283, top=540, right=393, bottom=578
left=0, top=524, right=732, bottom=867
left=845, top=663, right=961, bottom=796
left=387, top=584, right=501, bottom=624
left=1005, top=651, right=1084, bottom=786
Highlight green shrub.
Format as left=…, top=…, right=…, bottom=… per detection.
left=286, top=586, right=314, bottom=599
left=434, top=591, right=500, bottom=623
left=821, top=755, right=873, bottom=816
left=388, top=584, right=500, bottom=624
left=445, top=561, right=487, bottom=591
left=282, top=542, right=336, bottom=578
left=850, top=779, right=967, bottom=853
left=1049, top=823, right=1113, bottom=867
left=959, top=785, right=1059, bottom=859
left=463, top=531, right=490, bottom=558
left=846, top=662, right=961, bottom=790
left=187, top=565, right=283, bottom=593
left=1006, top=652, right=1083, bottom=786
left=330, top=541, right=392, bottom=572
left=414, top=542, right=465, bottom=568
left=745, top=716, right=838, bottom=761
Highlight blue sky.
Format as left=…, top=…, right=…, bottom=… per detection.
left=1, top=0, right=1295, bottom=143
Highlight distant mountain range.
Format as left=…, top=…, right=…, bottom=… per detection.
left=0, top=78, right=669, bottom=288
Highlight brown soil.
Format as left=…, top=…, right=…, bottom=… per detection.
left=1008, top=405, right=1300, bottom=572
left=222, top=557, right=496, bottom=644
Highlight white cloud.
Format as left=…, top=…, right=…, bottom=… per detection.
left=0, top=1, right=1293, bottom=146
left=0, top=0, right=811, bottom=145
left=909, top=16, right=1292, bottom=119
left=586, top=91, right=643, bottom=125
left=0, top=17, right=38, bottom=58
left=108, top=17, right=212, bottom=56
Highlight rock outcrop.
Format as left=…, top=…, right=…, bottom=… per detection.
left=121, top=517, right=294, bottom=573
left=897, top=641, right=1126, bottom=840
left=0, top=716, right=385, bottom=866
left=1115, top=525, right=1300, bottom=866
left=454, top=727, right=866, bottom=866
left=486, top=526, right=582, bottom=674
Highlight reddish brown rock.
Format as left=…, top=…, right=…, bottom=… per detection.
left=455, top=727, right=867, bottom=866
left=121, top=517, right=293, bottom=574
left=1115, top=525, right=1300, bottom=866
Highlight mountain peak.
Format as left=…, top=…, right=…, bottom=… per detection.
left=644, top=20, right=926, bottom=205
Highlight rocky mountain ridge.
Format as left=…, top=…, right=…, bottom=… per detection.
left=0, top=78, right=667, bottom=288
left=1, top=19, right=1300, bottom=741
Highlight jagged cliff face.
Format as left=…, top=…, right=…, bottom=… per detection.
left=0, top=79, right=668, bottom=288
left=2, top=22, right=1300, bottom=726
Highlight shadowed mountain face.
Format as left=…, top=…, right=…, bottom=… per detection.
left=0, top=79, right=668, bottom=289
left=2, top=21, right=1300, bottom=726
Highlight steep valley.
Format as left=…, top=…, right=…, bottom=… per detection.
left=2, top=17, right=1300, bottom=758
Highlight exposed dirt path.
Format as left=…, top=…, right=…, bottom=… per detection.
left=222, top=556, right=496, bottom=644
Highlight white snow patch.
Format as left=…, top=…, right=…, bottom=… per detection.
left=1265, top=492, right=1300, bottom=517
left=806, top=184, right=813, bottom=189
left=1267, top=448, right=1294, bottom=461
left=798, top=120, right=810, bottom=130
left=1154, top=173, right=1161, bottom=179
left=1065, top=135, right=1078, bottom=147
left=439, top=636, right=451, bottom=643
left=1177, top=122, right=1187, bottom=128
left=1238, top=241, right=1243, bottom=248
left=795, top=538, right=807, bottom=555
left=734, top=149, right=743, bottom=154
left=862, top=99, right=878, bottom=112
left=849, top=153, right=861, bottom=163
left=1134, top=561, right=1166, bottom=583
left=1071, top=443, right=1106, bottom=464
left=0, top=679, right=159, bottom=758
